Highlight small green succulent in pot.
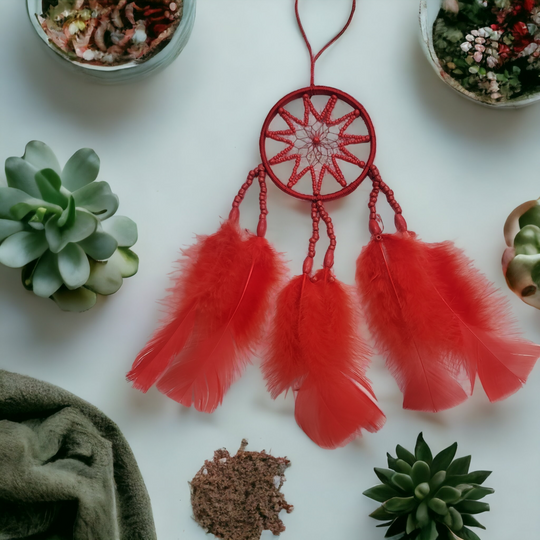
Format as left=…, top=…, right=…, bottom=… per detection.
left=364, top=433, right=493, bottom=540
left=0, top=141, right=138, bottom=312
left=503, top=198, right=540, bottom=309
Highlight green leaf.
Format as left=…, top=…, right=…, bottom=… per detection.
left=57, top=196, right=76, bottom=229
left=5, top=157, right=43, bottom=198
left=387, top=453, right=399, bottom=471
left=461, top=515, right=485, bottom=530
left=22, top=259, right=38, bottom=290
left=436, top=486, right=462, bottom=504
left=0, top=187, right=61, bottom=220
left=363, top=484, right=401, bottom=503
left=116, top=247, right=138, bottom=278
left=384, top=497, right=416, bottom=514
left=446, top=471, right=491, bottom=487
left=465, top=487, right=494, bottom=501
left=454, top=501, right=489, bottom=515
left=396, top=445, right=416, bottom=466
left=58, top=244, right=90, bottom=289
left=22, top=141, right=61, bottom=174
left=447, top=456, right=471, bottom=476
left=35, top=169, right=68, bottom=208
left=415, top=482, right=430, bottom=500
left=0, top=231, right=48, bottom=268
left=406, top=513, right=417, bottom=535
left=514, top=224, right=540, bottom=255
left=385, top=516, right=407, bottom=538
left=449, top=508, right=463, bottom=532
left=370, top=505, right=396, bottom=521
left=61, top=148, right=100, bottom=192
left=102, top=215, right=137, bottom=247
left=411, top=461, right=431, bottom=486
left=73, top=181, right=119, bottom=220
left=430, top=471, right=446, bottom=491
left=395, top=459, right=412, bottom=475
left=52, top=286, right=97, bottom=312
left=431, top=443, right=458, bottom=474
left=0, top=219, right=25, bottom=242
left=78, top=231, right=117, bottom=260
left=457, top=526, right=482, bottom=540
left=32, top=251, right=63, bottom=298
left=519, top=204, right=540, bottom=230
left=392, top=473, right=414, bottom=493
left=428, top=498, right=448, bottom=516
left=419, top=521, right=437, bottom=540
left=375, top=468, right=396, bottom=487
left=415, top=434, right=433, bottom=465
left=416, top=501, right=429, bottom=527
left=45, top=210, right=98, bottom=253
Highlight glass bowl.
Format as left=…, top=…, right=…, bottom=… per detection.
left=26, top=0, right=196, bottom=84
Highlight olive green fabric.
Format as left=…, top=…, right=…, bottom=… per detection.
left=0, top=370, right=156, bottom=540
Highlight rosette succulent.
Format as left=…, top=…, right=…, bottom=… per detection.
left=503, top=198, right=540, bottom=309
left=0, top=141, right=138, bottom=312
left=364, top=434, right=493, bottom=540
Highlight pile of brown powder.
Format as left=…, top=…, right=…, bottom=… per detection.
left=190, top=440, right=293, bottom=540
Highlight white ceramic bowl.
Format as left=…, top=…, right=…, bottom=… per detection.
left=27, top=0, right=196, bottom=84
left=419, top=0, right=540, bottom=108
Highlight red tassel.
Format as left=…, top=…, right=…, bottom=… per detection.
left=263, top=269, right=385, bottom=449
left=357, top=232, right=540, bottom=412
left=128, top=218, right=284, bottom=412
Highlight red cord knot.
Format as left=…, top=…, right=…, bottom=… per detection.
left=313, top=135, right=321, bottom=145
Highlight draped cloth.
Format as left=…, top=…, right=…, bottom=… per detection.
left=0, top=369, right=157, bottom=540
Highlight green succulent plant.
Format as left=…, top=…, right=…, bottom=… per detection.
left=364, top=434, right=493, bottom=540
left=0, top=141, right=138, bottom=312
left=503, top=198, right=540, bottom=310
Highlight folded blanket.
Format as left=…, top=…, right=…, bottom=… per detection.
left=0, top=370, right=157, bottom=540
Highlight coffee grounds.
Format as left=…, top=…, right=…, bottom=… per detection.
left=190, top=439, right=293, bottom=540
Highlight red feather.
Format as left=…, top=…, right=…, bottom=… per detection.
left=263, top=269, right=385, bottom=449
left=128, top=218, right=285, bottom=412
left=357, top=233, right=467, bottom=412
left=357, top=232, right=540, bottom=412
left=427, top=240, right=540, bottom=402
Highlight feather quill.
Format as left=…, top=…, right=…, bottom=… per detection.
left=128, top=218, right=284, bottom=412
left=263, top=269, right=385, bottom=449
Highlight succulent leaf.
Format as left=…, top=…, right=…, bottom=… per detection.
left=22, top=141, right=61, bottom=175
left=0, top=219, right=24, bottom=242
left=519, top=204, right=540, bottom=230
left=102, top=215, right=138, bottom=247
left=58, top=243, right=91, bottom=289
left=411, top=461, right=431, bottom=486
left=32, top=251, right=63, bottom=298
left=78, top=231, right=117, bottom=260
left=116, top=247, right=139, bottom=278
left=52, top=286, right=97, bottom=312
left=365, top=435, right=493, bottom=540
left=431, top=443, right=458, bottom=474
left=364, top=484, right=402, bottom=503
left=415, top=434, right=433, bottom=465
left=0, top=231, right=48, bottom=268
left=396, top=445, right=417, bottom=466
left=387, top=453, right=399, bottom=471
left=0, top=187, right=61, bottom=220
left=73, top=181, right=119, bottom=220
left=61, top=148, right=100, bottom=192
left=5, top=157, right=43, bottom=199
left=35, top=169, right=69, bottom=208
left=45, top=210, right=98, bottom=254
left=57, top=196, right=77, bottom=229
left=461, top=515, right=485, bottom=530
left=513, top=225, right=540, bottom=256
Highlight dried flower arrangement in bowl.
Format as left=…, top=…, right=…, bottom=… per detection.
left=27, top=0, right=196, bottom=84
left=420, top=0, right=540, bottom=107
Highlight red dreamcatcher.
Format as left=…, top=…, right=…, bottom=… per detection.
left=128, top=0, right=539, bottom=449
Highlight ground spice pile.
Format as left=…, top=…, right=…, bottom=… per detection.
left=190, top=440, right=293, bottom=540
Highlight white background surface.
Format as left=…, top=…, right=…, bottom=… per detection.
left=1, top=0, right=540, bottom=539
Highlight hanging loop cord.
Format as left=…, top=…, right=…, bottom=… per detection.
left=295, top=0, right=357, bottom=87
